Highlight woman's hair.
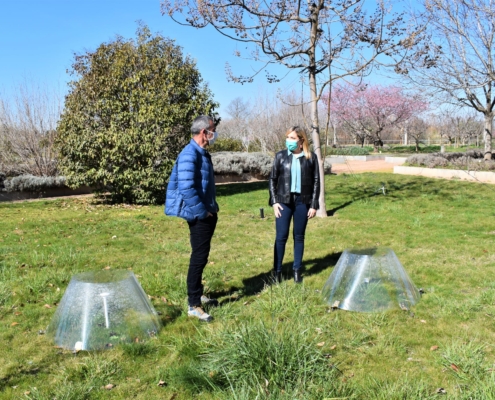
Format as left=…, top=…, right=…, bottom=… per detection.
left=285, top=126, right=311, bottom=159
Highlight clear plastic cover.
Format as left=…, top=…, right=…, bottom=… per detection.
left=322, top=248, right=420, bottom=312
left=47, top=270, right=162, bottom=351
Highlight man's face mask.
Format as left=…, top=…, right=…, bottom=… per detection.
left=206, top=130, right=218, bottom=146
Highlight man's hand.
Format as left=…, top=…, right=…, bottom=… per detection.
left=307, top=208, right=316, bottom=219
left=273, top=203, right=283, bottom=218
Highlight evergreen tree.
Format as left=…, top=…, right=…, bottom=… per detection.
left=56, top=24, right=218, bottom=204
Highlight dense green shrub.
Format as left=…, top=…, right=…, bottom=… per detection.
left=324, top=146, right=371, bottom=156
left=209, top=138, right=243, bottom=152
left=387, top=145, right=440, bottom=154
left=56, top=24, right=217, bottom=204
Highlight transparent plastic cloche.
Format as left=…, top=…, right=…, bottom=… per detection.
left=47, top=270, right=162, bottom=351
left=322, top=248, right=420, bottom=312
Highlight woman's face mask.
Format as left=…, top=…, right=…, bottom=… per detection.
left=286, top=139, right=299, bottom=152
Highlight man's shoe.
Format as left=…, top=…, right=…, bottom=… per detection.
left=294, top=270, right=302, bottom=284
left=188, top=306, right=213, bottom=322
left=201, top=295, right=219, bottom=306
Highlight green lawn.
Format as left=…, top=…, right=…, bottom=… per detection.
left=1, top=173, right=495, bottom=399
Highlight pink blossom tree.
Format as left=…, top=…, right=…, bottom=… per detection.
left=326, top=84, right=429, bottom=151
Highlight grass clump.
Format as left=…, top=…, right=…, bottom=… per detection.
left=201, top=319, right=337, bottom=395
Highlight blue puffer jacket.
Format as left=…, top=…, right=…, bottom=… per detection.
left=165, top=139, right=218, bottom=222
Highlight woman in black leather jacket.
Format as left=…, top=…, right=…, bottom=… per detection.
left=269, top=126, right=320, bottom=283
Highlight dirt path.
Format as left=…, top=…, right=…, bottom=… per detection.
left=331, top=159, right=398, bottom=175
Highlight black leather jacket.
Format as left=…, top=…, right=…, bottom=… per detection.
left=268, top=150, right=320, bottom=209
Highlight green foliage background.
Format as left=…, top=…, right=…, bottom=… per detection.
left=56, top=24, right=218, bottom=204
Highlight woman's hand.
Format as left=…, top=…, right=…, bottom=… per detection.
left=273, top=203, right=283, bottom=218
left=307, top=208, right=316, bottom=219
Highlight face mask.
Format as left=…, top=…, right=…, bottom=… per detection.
left=286, top=139, right=299, bottom=152
left=207, top=130, right=218, bottom=146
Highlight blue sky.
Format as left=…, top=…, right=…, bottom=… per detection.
left=0, top=0, right=299, bottom=116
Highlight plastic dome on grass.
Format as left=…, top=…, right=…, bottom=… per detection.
left=322, top=248, right=420, bottom=312
left=48, top=270, right=161, bottom=351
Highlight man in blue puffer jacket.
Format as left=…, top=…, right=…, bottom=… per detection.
left=165, top=115, right=219, bottom=322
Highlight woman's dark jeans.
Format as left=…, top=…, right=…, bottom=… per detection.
left=274, top=194, right=309, bottom=272
left=187, top=213, right=218, bottom=306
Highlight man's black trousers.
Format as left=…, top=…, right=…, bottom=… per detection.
left=187, top=213, right=218, bottom=307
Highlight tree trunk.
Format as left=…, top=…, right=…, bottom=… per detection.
left=309, top=70, right=326, bottom=218
left=484, top=112, right=493, bottom=160
left=308, top=8, right=326, bottom=218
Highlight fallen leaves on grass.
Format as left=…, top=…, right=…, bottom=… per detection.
left=103, top=384, right=115, bottom=390
left=450, top=363, right=460, bottom=372
left=430, top=345, right=439, bottom=351
left=11, top=322, right=19, bottom=326
left=317, top=342, right=325, bottom=347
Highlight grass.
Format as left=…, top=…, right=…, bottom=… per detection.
left=1, top=173, right=495, bottom=399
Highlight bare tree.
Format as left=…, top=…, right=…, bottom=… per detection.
left=221, top=97, right=252, bottom=150
left=406, top=117, right=429, bottom=151
left=451, top=113, right=484, bottom=146
left=162, top=0, right=425, bottom=216
left=402, top=0, right=495, bottom=159
left=431, top=109, right=483, bottom=147
left=226, top=97, right=250, bottom=120
left=218, top=90, right=308, bottom=153
left=0, top=83, right=61, bottom=176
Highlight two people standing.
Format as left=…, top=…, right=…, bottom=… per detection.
left=166, top=118, right=319, bottom=322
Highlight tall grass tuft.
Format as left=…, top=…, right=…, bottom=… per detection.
left=199, top=319, right=339, bottom=397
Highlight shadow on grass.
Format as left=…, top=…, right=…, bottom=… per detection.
left=325, top=175, right=466, bottom=216
left=215, top=181, right=267, bottom=197
left=154, top=303, right=183, bottom=326
left=236, top=251, right=342, bottom=298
